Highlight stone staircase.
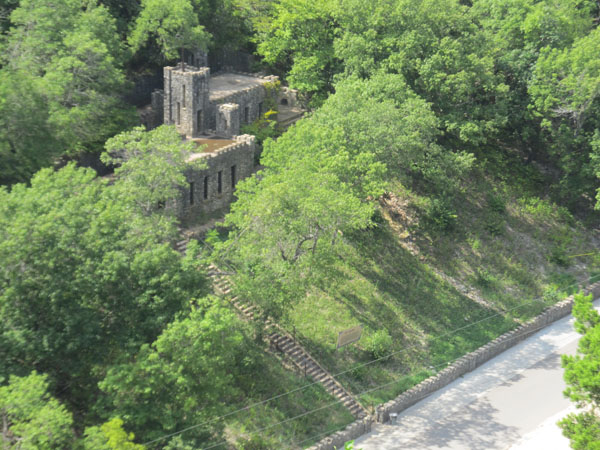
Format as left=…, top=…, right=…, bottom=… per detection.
left=207, top=262, right=368, bottom=420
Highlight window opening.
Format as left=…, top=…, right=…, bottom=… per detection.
left=203, top=176, right=208, bottom=199
left=197, top=110, right=203, bottom=133
left=217, top=171, right=222, bottom=194
left=231, top=165, right=236, bottom=189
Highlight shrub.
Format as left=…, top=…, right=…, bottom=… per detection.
left=486, top=191, right=506, bottom=214
left=424, top=197, right=457, bottom=232
left=364, top=329, right=393, bottom=359
left=475, top=268, right=496, bottom=288
left=549, top=245, right=570, bottom=267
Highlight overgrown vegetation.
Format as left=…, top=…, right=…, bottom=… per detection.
left=2, top=0, right=600, bottom=448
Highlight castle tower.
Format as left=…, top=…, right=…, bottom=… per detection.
left=163, top=64, right=210, bottom=138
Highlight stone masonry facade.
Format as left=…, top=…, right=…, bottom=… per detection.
left=176, top=135, right=256, bottom=224
left=153, top=63, right=278, bottom=138
left=136, top=56, right=281, bottom=224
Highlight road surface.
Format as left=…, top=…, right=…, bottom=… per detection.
left=355, top=299, right=600, bottom=450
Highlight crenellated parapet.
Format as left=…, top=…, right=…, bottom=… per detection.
left=177, top=135, right=256, bottom=224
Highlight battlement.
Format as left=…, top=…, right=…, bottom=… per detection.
left=164, top=64, right=210, bottom=77
left=187, top=134, right=255, bottom=161
left=178, top=134, right=256, bottom=224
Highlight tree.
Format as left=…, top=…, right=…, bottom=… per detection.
left=214, top=74, right=473, bottom=319
left=529, top=26, right=600, bottom=205
left=82, top=418, right=146, bottom=450
left=559, top=292, right=600, bottom=449
left=0, top=70, right=58, bottom=185
left=0, top=372, right=74, bottom=449
left=99, top=298, right=248, bottom=446
left=102, top=125, right=206, bottom=217
left=470, top=0, right=594, bottom=157
left=0, top=0, right=135, bottom=166
left=129, top=0, right=210, bottom=64
left=0, top=162, right=206, bottom=412
left=253, top=0, right=339, bottom=105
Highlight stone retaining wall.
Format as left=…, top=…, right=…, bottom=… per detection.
left=306, top=418, right=373, bottom=450
left=306, top=282, right=600, bottom=450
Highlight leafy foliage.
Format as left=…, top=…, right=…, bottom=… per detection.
left=0, top=0, right=135, bottom=178
left=0, top=372, right=73, bottom=449
left=0, top=161, right=205, bottom=411
left=129, top=0, right=210, bottom=62
left=99, top=298, right=248, bottom=446
left=102, top=125, right=206, bottom=217
left=559, top=292, right=600, bottom=449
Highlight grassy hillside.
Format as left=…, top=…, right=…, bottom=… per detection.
left=281, top=150, right=599, bottom=413
left=198, top=149, right=600, bottom=448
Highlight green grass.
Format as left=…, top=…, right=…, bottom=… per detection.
left=223, top=349, right=354, bottom=449
left=212, top=150, right=600, bottom=448
left=284, top=151, right=599, bottom=414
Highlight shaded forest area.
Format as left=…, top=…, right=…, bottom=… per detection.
left=1, top=0, right=600, bottom=448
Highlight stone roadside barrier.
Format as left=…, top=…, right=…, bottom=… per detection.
left=305, top=281, right=600, bottom=450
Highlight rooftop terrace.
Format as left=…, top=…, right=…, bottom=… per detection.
left=209, top=73, right=271, bottom=101
left=186, top=138, right=235, bottom=161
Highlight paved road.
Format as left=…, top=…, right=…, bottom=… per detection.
left=355, top=299, right=600, bottom=450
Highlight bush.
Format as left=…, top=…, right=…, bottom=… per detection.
left=424, top=197, right=457, bottom=232
left=484, top=212, right=504, bottom=235
left=364, top=329, right=393, bottom=359
left=486, top=191, right=506, bottom=214
left=549, top=245, right=570, bottom=267
left=475, top=268, right=496, bottom=288
left=235, top=434, right=277, bottom=450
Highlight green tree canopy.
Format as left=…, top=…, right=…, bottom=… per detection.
left=559, top=292, right=600, bottom=449
left=529, top=26, right=600, bottom=205
left=99, top=298, right=248, bottom=446
left=102, top=125, right=206, bottom=217
left=129, top=0, right=210, bottom=63
left=0, top=372, right=73, bottom=449
left=254, top=0, right=339, bottom=105
left=0, top=0, right=136, bottom=181
left=0, top=160, right=205, bottom=411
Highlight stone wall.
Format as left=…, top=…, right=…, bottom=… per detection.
left=176, top=135, right=256, bottom=224
left=375, top=282, right=600, bottom=424
left=207, top=74, right=278, bottom=131
left=279, top=86, right=300, bottom=108
left=306, top=282, right=600, bottom=450
left=216, top=103, right=240, bottom=137
left=163, top=64, right=210, bottom=137
left=306, top=418, right=373, bottom=450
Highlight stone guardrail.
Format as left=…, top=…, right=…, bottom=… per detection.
left=306, top=281, right=600, bottom=450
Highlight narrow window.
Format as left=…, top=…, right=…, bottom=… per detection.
left=203, top=176, right=208, bottom=199
left=182, top=85, right=186, bottom=108
left=258, top=102, right=264, bottom=116
left=217, top=171, right=222, bottom=194
left=244, top=106, right=249, bottom=123
left=189, top=182, right=194, bottom=205
left=231, top=165, right=236, bottom=189
left=177, top=102, right=181, bottom=125
left=197, top=110, right=202, bottom=132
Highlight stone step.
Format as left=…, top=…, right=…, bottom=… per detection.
left=205, top=261, right=369, bottom=420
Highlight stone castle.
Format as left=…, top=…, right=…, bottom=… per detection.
left=139, top=55, right=301, bottom=224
